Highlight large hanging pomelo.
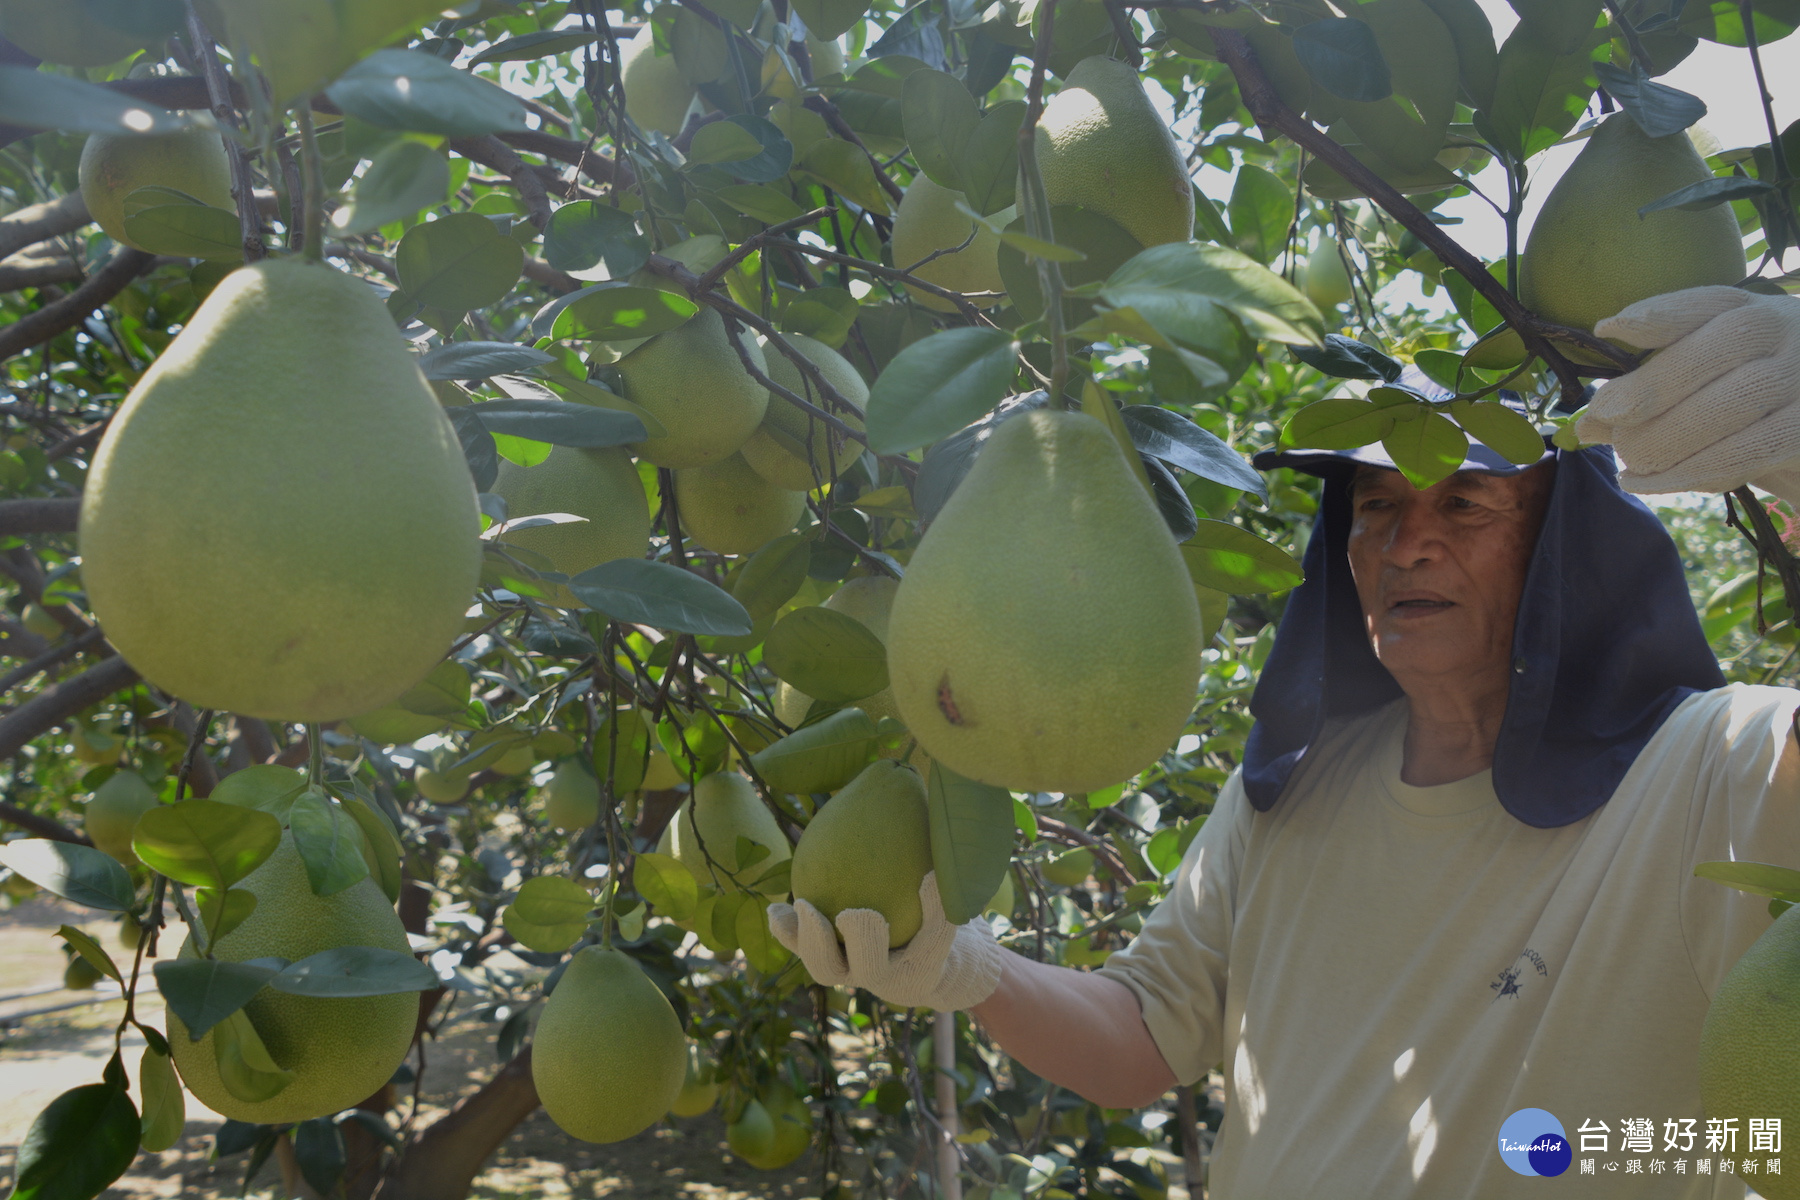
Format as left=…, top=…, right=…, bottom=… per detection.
left=740, top=334, right=868, bottom=492
left=493, top=445, right=650, bottom=607
left=889, top=175, right=1007, bottom=313
left=79, top=260, right=481, bottom=722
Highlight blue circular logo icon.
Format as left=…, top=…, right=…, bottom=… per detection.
left=1498, top=1109, right=1571, bottom=1177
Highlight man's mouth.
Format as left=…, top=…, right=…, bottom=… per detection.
left=1390, top=598, right=1454, bottom=611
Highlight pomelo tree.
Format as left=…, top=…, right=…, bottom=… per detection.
left=0, top=1, right=1795, bottom=1198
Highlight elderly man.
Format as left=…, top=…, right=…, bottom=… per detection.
left=770, top=287, right=1800, bottom=1198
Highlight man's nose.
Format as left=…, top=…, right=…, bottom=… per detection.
left=1381, top=500, right=1448, bottom=567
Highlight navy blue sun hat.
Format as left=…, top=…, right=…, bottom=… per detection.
left=1240, top=389, right=1724, bottom=829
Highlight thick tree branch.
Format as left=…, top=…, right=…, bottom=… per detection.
left=375, top=1048, right=539, bottom=1200
left=1210, top=28, right=1635, bottom=405
left=449, top=137, right=554, bottom=231
left=0, top=627, right=106, bottom=696
left=0, top=192, right=89, bottom=261
left=0, top=247, right=158, bottom=362
left=0, top=498, right=79, bottom=537
left=498, top=129, right=634, bottom=189
left=0, top=799, right=85, bottom=843
left=0, top=656, right=140, bottom=761
left=0, top=249, right=81, bottom=292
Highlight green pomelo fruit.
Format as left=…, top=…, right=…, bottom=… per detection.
left=78, top=261, right=482, bottom=722
left=622, top=25, right=697, bottom=137
left=166, top=836, right=417, bottom=1124
left=542, top=759, right=600, bottom=831
left=414, top=765, right=470, bottom=804
left=489, top=744, right=535, bottom=775
left=1699, top=905, right=1800, bottom=1200
left=889, top=175, right=1006, bottom=313
left=669, top=772, right=791, bottom=893
left=0, top=0, right=148, bottom=64
left=672, top=453, right=806, bottom=557
left=886, top=410, right=1203, bottom=793
left=1465, top=326, right=1527, bottom=371
left=63, top=954, right=104, bottom=990
left=643, top=749, right=685, bottom=790
left=741, top=334, right=868, bottom=491
left=493, top=445, right=650, bottom=607
left=348, top=660, right=471, bottom=745
left=209, top=0, right=446, bottom=104
left=79, top=126, right=235, bottom=252
left=790, top=760, right=931, bottom=947
left=727, top=1097, right=776, bottom=1163
left=740, top=1084, right=811, bottom=1169
left=617, top=309, right=770, bottom=469
left=1302, top=239, right=1354, bottom=309
left=20, top=603, right=60, bottom=639
left=1521, top=113, right=1745, bottom=336
left=120, top=915, right=144, bottom=950
left=669, top=1043, right=719, bottom=1117
left=1041, top=846, right=1094, bottom=887
left=532, top=946, right=688, bottom=1143
left=1035, top=56, right=1194, bottom=248
left=984, top=868, right=1014, bottom=919
left=85, top=769, right=159, bottom=865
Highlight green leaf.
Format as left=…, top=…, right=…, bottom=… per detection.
left=1100, top=243, right=1324, bottom=351
left=1179, top=521, right=1304, bottom=594
left=1480, top=23, right=1600, bottom=161
left=901, top=69, right=979, bottom=192
left=705, top=116, right=795, bottom=183
left=1292, top=17, right=1393, bottom=102
left=927, top=762, right=1014, bottom=925
left=132, top=800, right=281, bottom=892
left=799, top=140, right=892, bottom=216
left=326, top=50, right=530, bottom=138
left=732, top=533, right=813, bottom=621
left=543, top=283, right=699, bottom=341
left=750, top=707, right=880, bottom=794
left=592, top=710, right=651, bottom=794
left=569, top=558, right=754, bottom=636
left=500, top=876, right=594, bottom=953
left=287, top=792, right=371, bottom=898
left=1279, top=397, right=1393, bottom=450
left=1120, top=405, right=1267, bottom=499
left=1226, top=164, right=1293, bottom=266
left=633, top=852, right=701, bottom=921
left=57, top=924, right=122, bottom=984
left=957, top=100, right=1026, bottom=216
left=212, top=1009, right=295, bottom=1104
left=541, top=201, right=649, bottom=276
left=1592, top=61, right=1705, bottom=138
left=1381, top=408, right=1469, bottom=489
left=735, top=894, right=790, bottom=974
left=1640, top=175, right=1775, bottom=216
left=395, top=212, right=525, bottom=314
left=340, top=798, right=403, bottom=905
left=791, top=0, right=870, bottom=38
left=1693, top=860, right=1800, bottom=902
left=469, top=29, right=600, bottom=64
left=1291, top=334, right=1407, bottom=382
left=138, top=1045, right=185, bottom=1153
left=268, top=947, right=438, bottom=997
left=120, top=198, right=242, bottom=261
left=762, top=608, right=889, bottom=703
left=8, top=1081, right=139, bottom=1200
left=998, top=206, right=1143, bottom=325
left=1447, top=400, right=1546, bottom=465
left=418, top=341, right=553, bottom=381
left=779, top=286, right=860, bottom=346
left=468, top=399, right=646, bottom=447
left=154, top=958, right=282, bottom=1040
left=688, top=121, right=764, bottom=167
left=864, top=327, right=1018, bottom=455
left=712, top=184, right=807, bottom=224
left=0, top=66, right=191, bottom=135
left=292, top=1117, right=347, bottom=1199
left=332, top=140, right=450, bottom=237
left=194, top=886, right=258, bottom=945
left=0, top=840, right=134, bottom=912
left=208, top=765, right=308, bottom=819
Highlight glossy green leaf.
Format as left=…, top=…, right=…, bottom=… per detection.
left=1640, top=175, right=1775, bottom=216
left=208, top=765, right=307, bottom=819
left=957, top=100, right=1026, bottom=216
left=998, top=206, right=1143, bottom=325
left=288, top=792, right=370, bottom=898
left=8, top=1081, right=139, bottom=1200
left=138, top=1045, right=185, bottom=1152
left=500, top=876, right=594, bottom=953
left=469, top=29, right=600, bottom=64
left=1180, top=521, right=1304, bottom=594
left=341, top=797, right=403, bottom=905
left=1120, top=405, right=1266, bottom=499
left=0, top=840, right=134, bottom=912
left=544, top=284, right=699, bottom=341
left=213, top=1009, right=295, bottom=1104
left=132, top=800, right=282, bottom=892
left=689, top=120, right=765, bottom=166
left=780, top=286, right=860, bottom=346
left=1692, top=860, right=1800, bottom=901
left=468, top=399, right=646, bottom=447
left=154, top=958, right=282, bottom=1040
left=593, top=710, right=652, bottom=793
left=418, top=341, right=553, bottom=381
left=735, top=894, right=790, bottom=974
left=1448, top=400, right=1546, bottom=465
left=194, top=886, right=259, bottom=946
left=0, top=66, right=190, bottom=135
left=292, top=1116, right=347, bottom=1198
left=1480, top=23, right=1600, bottom=160
left=927, top=762, right=1014, bottom=925
left=902, top=69, right=979, bottom=192
left=1291, top=334, right=1407, bottom=382
left=732, top=533, right=813, bottom=621
left=1279, top=397, right=1393, bottom=450
left=326, top=50, right=530, bottom=138
left=1381, top=408, right=1469, bottom=489
left=1421, top=0, right=1499, bottom=111
left=1292, top=17, right=1392, bottom=102
left=750, top=707, right=880, bottom=794
left=865, top=327, right=1018, bottom=454
left=713, top=184, right=807, bottom=224
left=395, top=212, right=525, bottom=314
left=709, top=116, right=795, bottom=183
left=800, top=139, right=892, bottom=215
left=1505, top=0, right=1605, bottom=54
left=541, top=201, right=649, bottom=276
left=331, top=140, right=450, bottom=236
left=121, top=201, right=242, bottom=261
left=58, top=924, right=122, bottom=984
left=633, top=852, right=701, bottom=921
left=1226, top=164, right=1293, bottom=266
left=763, top=608, right=889, bottom=703
left=569, top=558, right=754, bottom=636
left=268, top=947, right=438, bottom=996
left=791, top=0, right=870, bottom=39
left=1593, top=61, right=1706, bottom=138
left=1100, top=242, right=1324, bottom=351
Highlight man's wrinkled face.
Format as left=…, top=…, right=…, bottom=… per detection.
left=1346, top=464, right=1554, bottom=690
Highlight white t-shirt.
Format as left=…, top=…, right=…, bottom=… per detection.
left=1098, top=683, right=1800, bottom=1199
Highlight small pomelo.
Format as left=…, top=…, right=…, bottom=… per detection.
left=789, top=761, right=931, bottom=946
left=85, top=770, right=160, bottom=865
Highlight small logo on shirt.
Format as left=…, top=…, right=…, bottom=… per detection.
left=1499, top=1108, right=1573, bottom=1177
left=1491, top=948, right=1549, bottom=1000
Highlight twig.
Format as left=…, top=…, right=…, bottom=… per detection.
left=0, top=248, right=157, bottom=362
left=1033, top=815, right=1138, bottom=883
left=184, top=2, right=265, bottom=263
left=0, top=799, right=85, bottom=843
left=295, top=107, right=325, bottom=263
left=0, top=626, right=106, bottom=694
left=0, top=656, right=139, bottom=760
left=765, top=236, right=996, bottom=324
left=450, top=137, right=555, bottom=231
left=1600, top=1, right=1657, bottom=74
left=803, top=97, right=907, bottom=204
left=0, top=192, right=89, bottom=261
left=694, top=206, right=835, bottom=293
left=1020, top=0, right=1070, bottom=404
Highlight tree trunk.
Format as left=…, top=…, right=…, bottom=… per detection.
left=373, top=1048, right=539, bottom=1200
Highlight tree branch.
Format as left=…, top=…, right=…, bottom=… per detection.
left=0, top=799, right=85, bottom=843
left=498, top=130, right=634, bottom=189
left=0, top=627, right=106, bottom=696
left=0, top=498, right=79, bottom=537
left=0, top=247, right=158, bottom=363
left=804, top=97, right=906, bottom=204
left=375, top=1048, right=538, bottom=1200
left=449, top=137, right=554, bottom=231
left=0, top=656, right=140, bottom=761
left=0, top=248, right=81, bottom=292
left=0, top=192, right=89, bottom=261
left=185, top=2, right=265, bottom=263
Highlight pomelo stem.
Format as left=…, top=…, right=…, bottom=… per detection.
left=934, top=1010, right=962, bottom=1199
left=295, top=107, right=326, bottom=264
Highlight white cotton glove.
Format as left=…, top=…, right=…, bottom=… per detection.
left=1575, top=286, right=1800, bottom=506
left=767, top=871, right=1005, bottom=1011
